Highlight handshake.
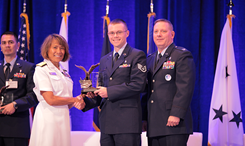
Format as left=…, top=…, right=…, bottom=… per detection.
left=73, top=95, right=86, bottom=110
left=72, top=86, right=108, bottom=110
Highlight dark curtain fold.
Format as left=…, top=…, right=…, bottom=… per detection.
left=1, top=0, right=245, bottom=145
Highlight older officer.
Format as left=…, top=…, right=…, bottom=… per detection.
left=29, top=34, right=84, bottom=146
left=142, top=19, right=196, bottom=146
left=83, top=19, right=147, bottom=146
left=0, top=31, right=38, bottom=146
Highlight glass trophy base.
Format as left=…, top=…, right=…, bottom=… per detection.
left=81, top=87, right=98, bottom=94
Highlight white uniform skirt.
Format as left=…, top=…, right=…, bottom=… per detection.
left=29, top=101, right=71, bottom=146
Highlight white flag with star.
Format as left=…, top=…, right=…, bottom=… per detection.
left=59, top=11, right=70, bottom=71
left=208, top=15, right=244, bottom=146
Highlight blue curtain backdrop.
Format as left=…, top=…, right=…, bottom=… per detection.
left=1, top=0, right=245, bottom=145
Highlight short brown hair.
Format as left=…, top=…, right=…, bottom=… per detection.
left=40, top=34, right=70, bottom=62
left=154, top=19, right=174, bottom=31
left=109, top=19, right=128, bottom=30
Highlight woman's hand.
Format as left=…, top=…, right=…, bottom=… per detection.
left=73, top=95, right=85, bottom=110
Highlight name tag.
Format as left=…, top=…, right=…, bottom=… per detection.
left=6, top=80, right=18, bottom=89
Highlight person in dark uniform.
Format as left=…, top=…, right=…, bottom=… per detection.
left=0, top=31, right=38, bottom=146
left=142, top=19, right=196, bottom=146
left=83, top=19, right=147, bottom=146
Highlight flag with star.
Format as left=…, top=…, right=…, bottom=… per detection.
left=17, top=13, right=30, bottom=61
left=208, top=15, right=244, bottom=146
left=17, top=12, right=34, bottom=129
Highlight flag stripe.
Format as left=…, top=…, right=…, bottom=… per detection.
left=18, top=13, right=29, bottom=61
left=17, top=12, right=34, bottom=130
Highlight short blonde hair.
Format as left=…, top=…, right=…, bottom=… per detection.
left=40, top=34, right=70, bottom=61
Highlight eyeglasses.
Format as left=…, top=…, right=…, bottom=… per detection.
left=108, top=30, right=127, bottom=36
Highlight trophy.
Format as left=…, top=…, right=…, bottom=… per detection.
left=0, top=85, right=10, bottom=113
left=75, top=63, right=100, bottom=94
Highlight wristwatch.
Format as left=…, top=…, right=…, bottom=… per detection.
left=12, top=101, right=18, bottom=109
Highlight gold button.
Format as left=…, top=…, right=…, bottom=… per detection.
left=151, top=100, right=154, bottom=103
left=110, top=77, right=112, bottom=80
left=153, top=80, right=155, bottom=82
left=152, top=90, right=154, bottom=93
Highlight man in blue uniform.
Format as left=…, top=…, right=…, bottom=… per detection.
left=142, top=19, right=196, bottom=146
left=83, top=19, right=147, bottom=146
left=0, top=31, right=38, bottom=146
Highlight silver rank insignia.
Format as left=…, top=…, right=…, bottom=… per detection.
left=138, top=63, right=146, bottom=72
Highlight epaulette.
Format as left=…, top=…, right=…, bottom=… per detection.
left=147, top=53, right=154, bottom=58
left=36, top=62, right=47, bottom=67
left=175, top=46, right=188, bottom=52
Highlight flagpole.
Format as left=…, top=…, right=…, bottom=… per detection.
left=103, top=0, right=110, bottom=30
left=23, top=0, right=26, bottom=13
left=150, top=0, right=153, bottom=13
left=19, top=0, right=30, bottom=51
left=61, top=0, right=70, bottom=26
left=106, top=0, right=109, bottom=16
left=59, top=0, right=70, bottom=71
left=64, top=0, right=67, bottom=13
left=147, top=0, right=156, bottom=55
left=228, top=0, right=234, bottom=15
left=227, top=0, right=235, bottom=28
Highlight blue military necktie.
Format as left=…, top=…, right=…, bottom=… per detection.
left=157, top=53, right=162, bottom=64
left=4, top=63, right=11, bottom=80
left=112, top=52, right=119, bottom=67
left=155, top=53, right=162, bottom=69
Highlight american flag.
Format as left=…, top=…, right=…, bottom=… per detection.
left=17, top=13, right=30, bottom=61
left=17, top=13, right=34, bottom=129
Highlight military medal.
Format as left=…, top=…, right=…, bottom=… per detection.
left=162, top=61, right=175, bottom=69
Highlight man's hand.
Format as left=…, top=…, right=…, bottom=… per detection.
left=73, top=95, right=86, bottom=110
left=0, top=103, right=16, bottom=115
left=166, top=116, right=180, bottom=127
left=86, top=92, right=95, bottom=98
left=94, top=86, right=108, bottom=98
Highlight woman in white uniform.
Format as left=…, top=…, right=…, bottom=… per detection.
left=29, top=34, right=84, bottom=146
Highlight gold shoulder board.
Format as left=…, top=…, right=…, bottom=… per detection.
left=36, top=62, right=47, bottom=67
